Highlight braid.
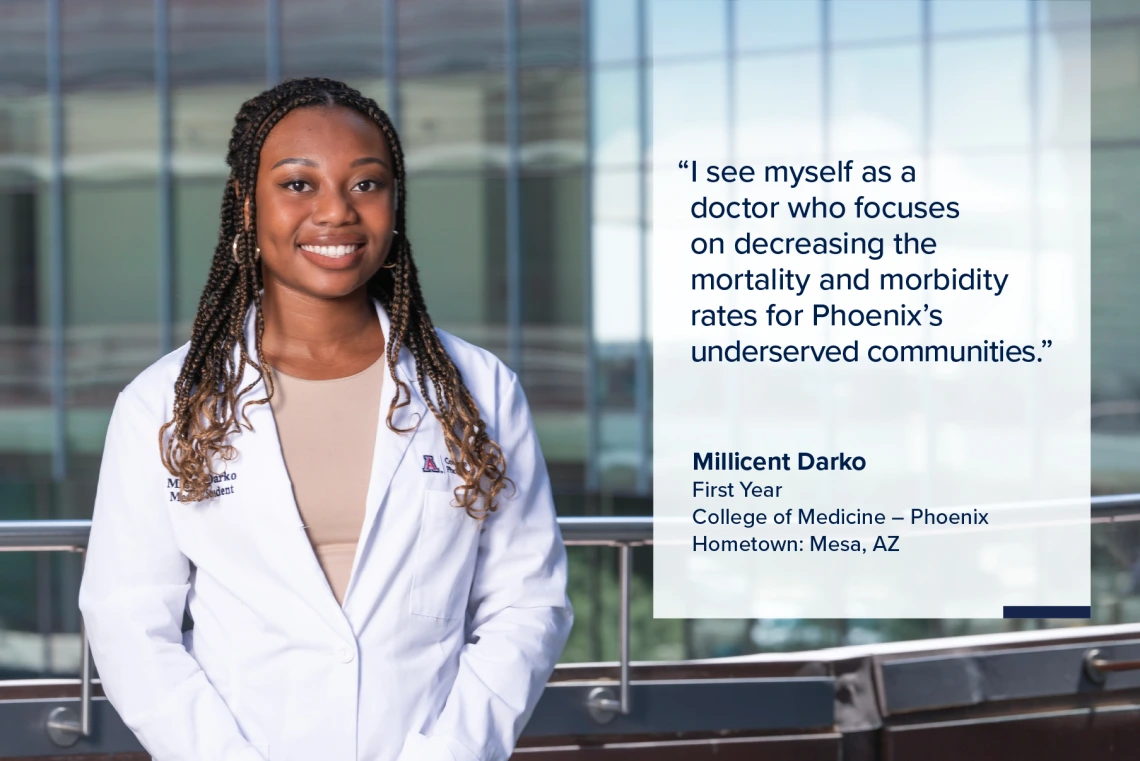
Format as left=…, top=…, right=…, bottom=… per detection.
left=160, top=77, right=511, bottom=518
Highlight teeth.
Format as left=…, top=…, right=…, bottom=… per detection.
left=300, top=243, right=362, bottom=258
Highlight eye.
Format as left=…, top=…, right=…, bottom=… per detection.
left=355, top=179, right=384, bottom=192
left=281, top=179, right=311, bottom=192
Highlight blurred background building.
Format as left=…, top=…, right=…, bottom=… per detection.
left=0, top=0, right=1136, bottom=677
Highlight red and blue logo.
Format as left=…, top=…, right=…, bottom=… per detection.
left=422, top=455, right=442, bottom=473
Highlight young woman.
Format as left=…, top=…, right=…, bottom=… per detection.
left=78, top=77, right=573, bottom=761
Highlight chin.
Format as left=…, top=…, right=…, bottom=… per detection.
left=273, top=270, right=370, bottom=301
left=303, top=277, right=372, bottom=300
left=262, top=254, right=381, bottom=301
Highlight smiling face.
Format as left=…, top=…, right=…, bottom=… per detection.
left=252, top=105, right=397, bottom=300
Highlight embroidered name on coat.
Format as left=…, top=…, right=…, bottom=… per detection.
left=167, top=472, right=238, bottom=502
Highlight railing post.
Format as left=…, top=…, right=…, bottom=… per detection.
left=586, top=541, right=633, bottom=723
left=80, top=553, right=92, bottom=735
left=45, top=548, right=92, bottom=746
left=618, top=542, right=631, bottom=714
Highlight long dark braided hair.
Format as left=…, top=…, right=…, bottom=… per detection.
left=160, top=77, right=510, bottom=519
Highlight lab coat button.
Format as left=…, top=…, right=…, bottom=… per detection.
left=337, top=646, right=355, bottom=663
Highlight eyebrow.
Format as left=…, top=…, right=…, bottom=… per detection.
left=270, top=157, right=389, bottom=170
left=351, top=157, right=389, bottom=168
left=271, top=157, right=317, bottom=169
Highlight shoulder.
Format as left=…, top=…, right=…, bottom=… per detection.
left=434, top=327, right=518, bottom=390
left=116, top=341, right=191, bottom=422
left=432, top=327, right=528, bottom=426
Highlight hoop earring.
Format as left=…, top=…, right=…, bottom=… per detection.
left=232, top=233, right=261, bottom=263
left=381, top=235, right=401, bottom=268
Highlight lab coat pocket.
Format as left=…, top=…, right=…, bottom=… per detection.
left=410, top=489, right=481, bottom=619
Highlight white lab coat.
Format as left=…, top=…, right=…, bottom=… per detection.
left=77, top=298, right=574, bottom=761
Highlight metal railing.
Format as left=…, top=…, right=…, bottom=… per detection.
left=0, top=493, right=1136, bottom=747
left=0, top=515, right=651, bottom=746
left=559, top=517, right=651, bottom=721
left=0, top=522, right=94, bottom=747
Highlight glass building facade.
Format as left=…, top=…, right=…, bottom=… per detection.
left=0, top=0, right=1138, bottom=675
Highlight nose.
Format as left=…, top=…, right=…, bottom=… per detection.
left=312, top=186, right=359, bottom=226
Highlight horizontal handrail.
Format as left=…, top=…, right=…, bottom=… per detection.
left=1086, top=492, right=1140, bottom=519
left=559, top=516, right=653, bottom=544
left=1, top=493, right=1136, bottom=551
left=0, top=520, right=93, bottom=551
left=0, top=516, right=654, bottom=551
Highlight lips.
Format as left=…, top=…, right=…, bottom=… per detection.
left=299, top=243, right=364, bottom=259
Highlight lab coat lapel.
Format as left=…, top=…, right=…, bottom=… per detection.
left=232, top=298, right=425, bottom=627
left=232, top=306, right=355, bottom=638
left=343, top=299, right=427, bottom=607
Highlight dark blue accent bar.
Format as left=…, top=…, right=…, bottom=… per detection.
left=1003, top=606, right=1091, bottom=619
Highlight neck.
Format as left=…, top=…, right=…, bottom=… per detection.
left=260, top=280, right=382, bottom=365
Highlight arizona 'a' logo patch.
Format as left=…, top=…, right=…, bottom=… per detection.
left=422, top=455, right=442, bottom=473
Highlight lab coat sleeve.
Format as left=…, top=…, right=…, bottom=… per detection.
left=396, top=368, right=575, bottom=761
left=78, top=389, right=268, bottom=761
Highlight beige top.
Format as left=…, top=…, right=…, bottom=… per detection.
left=268, top=355, right=385, bottom=607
